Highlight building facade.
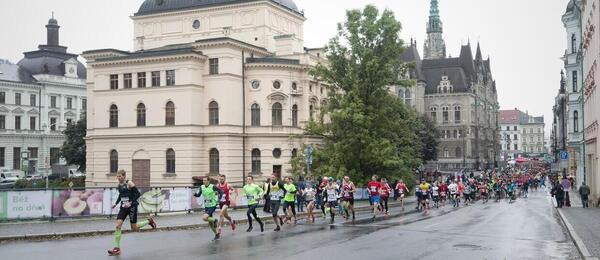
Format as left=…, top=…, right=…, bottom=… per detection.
left=499, top=109, right=545, bottom=162
left=0, top=17, right=86, bottom=175
left=582, top=0, right=600, bottom=202
left=84, top=0, right=325, bottom=187
left=399, top=0, right=500, bottom=172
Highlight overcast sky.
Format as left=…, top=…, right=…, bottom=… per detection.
left=0, top=0, right=567, bottom=133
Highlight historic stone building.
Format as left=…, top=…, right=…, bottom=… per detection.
left=0, top=17, right=86, bottom=175
left=399, top=0, right=500, bottom=172
left=83, top=0, right=325, bottom=187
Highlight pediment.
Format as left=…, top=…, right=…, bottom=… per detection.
left=0, top=106, right=9, bottom=113
left=48, top=109, right=60, bottom=116
left=64, top=111, right=76, bottom=117
left=11, top=107, right=25, bottom=114
left=27, top=108, right=40, bottom=115
left=266, top=92, right=289, bottom=104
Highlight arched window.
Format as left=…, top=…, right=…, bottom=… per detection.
left=209, top=148, right=219, bottom=173
left=137, top=103, right=146, bottom=127
left=430, top=107, right=437, bottom=122
left=272, top=102, right=282, bottom=126
left=443, top=148, right=449, bottom=158
left=404, top=89, right=412, bottom=106
left=292, top=104, right=298, bottom=127
left=251, top=148, right=261, bottom=173
left=442, top=106, right=449, bottom=123
left=109, top=104, right=118, bottom=128
left=574, top=110, right=579, bottom=132
left=291, top=148, right=298, bottom=158
left=571, top=34, right=577, bottom=54
left=397, top=89, right=405, bottom=99
left=209, top=101, right=219, bottom=125
left=165, top=101, right=175, bottom=126
left=251, top=103, right=260, bottom=126
left=309, top=104, right=314, bottom=121
left=166, top=149, right=175, bottom=173
left=110, top=150, right=118, bottom=173
left=455, top=147, right=462, bottom=158
left=454, top=105, right=461, bottom=123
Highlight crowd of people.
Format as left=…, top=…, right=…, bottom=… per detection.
left=106, top=168, right=550, bottom=256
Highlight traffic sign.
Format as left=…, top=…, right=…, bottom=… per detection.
left=560, top=151, right=568, bottom=160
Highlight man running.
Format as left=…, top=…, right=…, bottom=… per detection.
left=341, top=176, right=356, bottom=221
left=438, top=181, right=448, bottom=207
left=242, top=176, right=264, bottom=232
left=380, top=178, right=392, bottom=216
left=419, top=179, right=431, bottom=213
left=324, top=178, right=339, bottom=224
left=367, top=175, right=382, bottom=221
left=217, top=175, right=236, bottom=233
left=448, top=180, right=459, bottom=207
left=303, top=181, right=317, bottom=223
left=431, top=181, right=440, bottom=208
left=194, top=176, right=223, bottom=240
left=395, top=179, right=408, bottom=211
left=266, top=174, right=286, bottom=231
left=108, top=170, right=156, bottom=256
left=282, top=177, right=298, bottom=225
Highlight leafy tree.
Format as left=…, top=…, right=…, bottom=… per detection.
left=307, top=5, right=424, bottom=185
left=61, top=116, right=86, bottom=172
left=418, top=115, right=440, bottom=162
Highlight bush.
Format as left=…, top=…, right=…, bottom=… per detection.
left=12, top=176, right=86, bottom=189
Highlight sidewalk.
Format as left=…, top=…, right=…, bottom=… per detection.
left=557, top=190, right=600, bottom=260
left=0, top=198, right=415, bottom=242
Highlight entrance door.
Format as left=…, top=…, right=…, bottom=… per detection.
left=132, top=159, right=151, bottom=188
left=273, top=165, right=282, bottom=180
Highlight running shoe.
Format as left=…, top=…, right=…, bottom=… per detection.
left=107, top=247, right=121, bottom=256
left=274, top=226, right=281, bottom=232
left=214, top=232, right=221, bottom=240
left=148, top=217, right=157, bottom=229
left=231, top=220, right=236, bottom=231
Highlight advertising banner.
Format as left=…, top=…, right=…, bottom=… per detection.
left=102, top=188, right=120, bottom=215
left=6, top=190, right=52, bottom=219
left=52, top=189, right=105, bottom=217
left=167, top=188, right=191, bottom=212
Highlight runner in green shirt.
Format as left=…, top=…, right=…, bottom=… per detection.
left=242, top=176, right=264, bottom=232
left=283, top=177, right=298, bottom=225
left=194, top=177, right=223, bottom=240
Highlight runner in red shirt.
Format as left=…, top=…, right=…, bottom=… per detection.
left=217, top=175, right=236, bottom=233
left=367, top=175, right=382, bottom=221
left=438, top=181, right=449, bottom=207
left=379, top=178, right=392, bottom=215
left=395, top=179, right=408, bottom=211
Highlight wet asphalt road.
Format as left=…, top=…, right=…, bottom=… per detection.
left=0, top=189, right=579, bottom=260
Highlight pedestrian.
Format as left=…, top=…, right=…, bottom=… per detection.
left=578, top=182, right=591, bottom=208
left=551, top=182, right=564, bottom=208
left=561, top=175, right=572, bottom=207
left=296, top=178, right=306, bottom=213
left=263, top=178, right=271, bottom=213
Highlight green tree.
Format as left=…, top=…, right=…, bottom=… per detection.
left=308, top=5, right=424, bottom=185
left=61, top=116, right=86, bottom=172
left=418, top=115, right=440, bottom=162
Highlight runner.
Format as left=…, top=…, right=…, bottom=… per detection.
left=415, top=181, right=422, bottom=211
left=463, top=180, right=472, bottom=206
left=217, top=174, right=236, bottom=234
left=395, top=179, right=408, bottom=211
left=265, top=174, right=286, bottom=231
left=379, top=178, right=392, bottom=216
left=367, top=175, right=382, bottom=221
left=317, top=177, right=327, bottom=219
left=448, top=180, right=459, bottom=207
left=341, top=176, right=356, bottom=221
left=431, top=181, right=440, bottom=208
left=419, top=179, right=431, bottom=214
left=193, top=176, right=223, bottom=240
left=282, top=177, right=298, bottom=225
left=303, top=181, right=317, bottom=223
left=324, top=178, right=339, bottom=224
left=438, top=181, right=448, bottom=207
left=107, top=170, right=157, bottom=256
left=242, top=176, right=264, bottom=232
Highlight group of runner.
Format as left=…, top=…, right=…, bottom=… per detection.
left=107, top=169, right=546, bottom=255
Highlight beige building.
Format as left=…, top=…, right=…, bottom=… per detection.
left=83, top=0, right=326, bottom=187
left=583, top=0, right=600, bottom=201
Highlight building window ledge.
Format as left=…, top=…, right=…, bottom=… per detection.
left=163, top=173, right=177, bottom=178
left=106, top=173, right=117, bottom=177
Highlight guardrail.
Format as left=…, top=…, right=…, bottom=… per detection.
left=0, top=186, right=377, bottom=221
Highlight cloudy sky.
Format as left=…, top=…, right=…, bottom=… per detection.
left=0, top=0, right=567, bottom=133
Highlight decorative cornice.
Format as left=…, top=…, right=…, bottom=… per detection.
left=245, top=62, right=308, bottom=71
left=90, top=52, right=206, bottom=67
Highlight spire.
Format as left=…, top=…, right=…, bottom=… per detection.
left=423, top=0, right=446, bottom=59
left=46, top=13, right=59, bottom=46
left=475, top=42, right=482, bottom=60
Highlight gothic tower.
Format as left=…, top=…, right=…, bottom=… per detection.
left=424, top=0, right=446, bottom=59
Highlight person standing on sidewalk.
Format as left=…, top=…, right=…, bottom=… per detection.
left=579, top=182, right=591, bottom=208
left=561, top=175, right=572, bottom=207
left=551, top=181, right=565, bottom=208
left=108, top=170, right=157, bottom=256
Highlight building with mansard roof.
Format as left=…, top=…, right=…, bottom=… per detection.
left=398, top=0, right=500, bottom=171
left=83, top=0, right=326, bottom=187
left=0, top=17, right=87, bottom=175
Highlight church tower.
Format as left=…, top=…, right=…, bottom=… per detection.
left=424, top=0, right=446, bottom=59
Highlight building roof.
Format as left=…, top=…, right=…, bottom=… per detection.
left=135, top=0, right=301, bottom=16
left=400, top=45, right=424, bottom=80
left=499, top=109, right=521, bottom=124
left=0, top=62, right=35, bottom=83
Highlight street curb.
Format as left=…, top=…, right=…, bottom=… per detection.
left=0, top=201, right=413, bottom=243
left=556, top=209, right=600, bottom=260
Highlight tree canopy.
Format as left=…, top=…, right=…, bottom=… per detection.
left=61, top=116, right=86, bottom=172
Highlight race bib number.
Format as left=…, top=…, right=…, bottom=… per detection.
left=246, top=195, right=254, bottom=200
left=204, top=198, right=212, bottom=205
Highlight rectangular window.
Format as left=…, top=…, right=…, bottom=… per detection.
left=123, top=73, right=132, bottom=88
left=0, top=147, right=4, bottom=167
left=110, top=74, right=119, bottom=89
left=572, top=71, right=578, bottom=92
left=30, top=116, right=36, bottom=130
left=506, top=126, right=509, bottom=131
left=50, top=148, right=60, bottom=166
left=14, top=116, right=21, bottom=130
left=0, top=92, right=4, bottom=104
left=67, top=97, right=73, bottom=109
left=15, top=93, right=21, bottom=105
left=137, top=72, right=146, bottom=88
left=454, top=111, right=461, bottom=123
left=514, top=126, right=517, bottom=131
left=13, top=147, right=20, bottom=170
left=209, top=58, right=219, bottom=75
left=30, top=94, right=36, bottom=106
left=166, top=70, right=175, bottom=86
left=514, top=144, right=518, bottom=150
left=28, top=147, right=38, bottom=159
left=50, top=96, right=57, bottom=108
left=82, top=99, right=87, bottom=111
left=442, top=111, right=449, bottom=123
left=50, top=117, right=57, bottom=131
left=151, top=71, right=160, bottom=86
left=513, top=134, right=517, bottom=140
left=0, top=115, right=4, bottom=129
left=430, top=112, right=437, bottom=122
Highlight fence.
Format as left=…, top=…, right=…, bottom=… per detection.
left=0, top=187, right=375, bottom=220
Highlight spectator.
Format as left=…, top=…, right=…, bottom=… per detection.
left=551, top=182, right=565, bottom=208
left=263, top=178, right=271, bottom=213
left=296, top=177, right=306, bottom=212
left=561, top=175, right=572, bottom=207
left=579, top=182, right=591, bottom=208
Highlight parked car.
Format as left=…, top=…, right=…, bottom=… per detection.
left=0, top=170, right=22, bottom=182
left=0, top=179, right=16, bottom=189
